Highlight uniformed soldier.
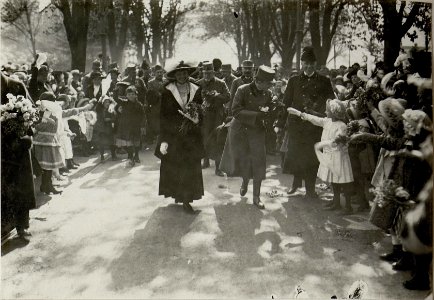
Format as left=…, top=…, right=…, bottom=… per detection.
left=220, top=65, right=275, bottom=209
left=229, top=60, right=255, bottom=115
left=196, top=62, right=230, bottom=174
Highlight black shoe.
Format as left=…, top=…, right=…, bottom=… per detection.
left=253, top=196, right=265, bottom=209
left=240, top=182, right=248, bottom=196
left=286, top=187, right=300, bottom=194
left=134, top=157, right=141, bottom=163
left=183, top=202, right=195, bottom=214
left=392, top=254, right=414, bottom=271
left=17, top=229, right=32, bottom=238
left=59, top=167, right=70, bottom=174
left=379, top=246, right=403, bottom=262
left=215, top=169, right=224, bottom=177
left=403, top=275, right=431, bottom=290
left=72, top=160, right=80, bottom=167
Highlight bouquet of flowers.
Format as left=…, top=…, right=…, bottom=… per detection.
left=369, top=179, right=411, bottom=230
left=0, top=93, right=39, bottom=138
left=334, top=120, right=361, bottom=146
left=179, top=101, right=203, bottom=135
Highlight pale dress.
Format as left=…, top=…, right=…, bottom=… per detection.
left=301, top=113, right=354, bottom=183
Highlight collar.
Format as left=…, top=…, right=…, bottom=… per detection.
left=301, top=72, right=317, bottom=80
left=165, top=82, right=199, bottom=109
left=249, top=81, right=263, bottom=96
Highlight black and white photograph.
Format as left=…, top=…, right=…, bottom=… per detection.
left=0, top=0, right=433, bottom=298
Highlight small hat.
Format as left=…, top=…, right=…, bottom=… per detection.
left=141, top=60, right=150, bottom=70
left=126, top=63, right=136, bottom=69
left=301, top=46, right=316, bottom=62
left=378, top=98, right=406, bottom=128
left=202, top=62, right=214, bottom=72
left=221, top=64, right=232, bottom=71
left=39, top=65, right=49, bottom=74
left=71, top=69, right=80, bottom=76
left=241, top=60, right=254, bottom=68
left=326, top=99, right=347, bottom=121
left=39, top=92, right=56, bottom=102
left=255, top=65, right=275, bottom=82
left=165, top=61, right=196, bottom=79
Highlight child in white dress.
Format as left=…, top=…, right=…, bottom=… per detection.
left=288, top=99, right=354, bottom=214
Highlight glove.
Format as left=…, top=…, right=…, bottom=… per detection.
left=160, top=142, right=168, bottom=155
left=274, top=127, right=281, bottom=134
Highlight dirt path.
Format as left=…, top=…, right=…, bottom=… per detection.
left=1, top=150, right=428, bottom=299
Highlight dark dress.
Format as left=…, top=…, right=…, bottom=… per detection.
left=93, top=103, right=115, bottom=148
left=219, top=82, right=272, bottom=180
left=115, top=100, right=145, bottom=147
left=155, top=82, right=204, bottom=203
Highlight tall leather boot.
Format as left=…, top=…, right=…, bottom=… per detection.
left=392, top=251, right=415, bottom=271
left=201, top=158, right=210, bottom=169
left=215, top=159, right=224, bottom=176
left=40, top=169, right=49, bottom=193
left=287, top=175, right=302, bottom=194
left=253, top=179, right=264, bottom=209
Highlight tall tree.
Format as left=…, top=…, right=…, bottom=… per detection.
left=1, top=0, right=42, bottom=59
left=355, top=0, right=430, bottom=71
left=52, top=0, right=92, bottom=71
left=106, top=0, right=131, bottom=65
left=307, top=0, right=348, bottom=66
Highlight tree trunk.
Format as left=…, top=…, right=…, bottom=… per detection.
left=382, top=4, right=401, bottom=72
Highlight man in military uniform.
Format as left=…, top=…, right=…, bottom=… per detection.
left=274, top=46, right=335, bottom=199
left=196, top=62, right=230, bottom=175
left=221, top=64, right=237, bottom=92
left=146, top=65, right=166, bottom=144
left=229, top=60, right=255, bottom=115
left=219, top=65, right=275, bottom=209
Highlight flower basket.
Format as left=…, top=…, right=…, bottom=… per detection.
left=369, top=199, right=398, bottom=230
left=368, top=180, right=411, bottom=231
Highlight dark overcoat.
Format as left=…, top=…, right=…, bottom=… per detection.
left=155, top=82, right=205, bottom=202
left=219, top=82, right=272, bottom=180
left=276, top=72, right=334, bottom=175
left=115, top=100, right=145, bottom=144
left=196, top=77, right=230, bottom=161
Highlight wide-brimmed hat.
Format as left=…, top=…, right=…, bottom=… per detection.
left=241, top=60, right=254, bottom=68
left=378, top=97, right=406, bottom=128
left=301, top=46, right=316, bottom=62
left=165, top=61, right=196, bottom=79
left=402, top=109, right=432, bottom=136
left=255, top=65, right=275, bottom=83
left=326, top=99, right=347, bottom=121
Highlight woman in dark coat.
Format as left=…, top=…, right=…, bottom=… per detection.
left=155, top=62, right=204, bottom=213
left=219, top=66, right=275, bottom=209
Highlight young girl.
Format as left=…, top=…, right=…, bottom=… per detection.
left=94, top=96, right=117, bottom=162
left=288, top=99, right=354, bottom=214
left=115, top=86, right=145, bottom=166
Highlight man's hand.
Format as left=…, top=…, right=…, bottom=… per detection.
left=274, top=127, right=281, bottom=134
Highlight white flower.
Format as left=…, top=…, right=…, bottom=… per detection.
left=6, top=103, right=14, bottom=110
left=395, top=187, right=410, bottom=199
left=21, top=105, right=29, bottom=113
left=260, top=106, right=269, bottom=112
left=14, top=102, right=23, bottom=109
left=23, top=99, right=33, bottom=107
left=6, top=93, right=15, bottom=101
left=23, top=112, right=30, bottom=120
left=0, top=116, right=5, bottom=122
left=7, top=112, right=17, bottom=119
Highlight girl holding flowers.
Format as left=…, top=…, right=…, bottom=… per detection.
left=287, top=99, right=354, bottom=214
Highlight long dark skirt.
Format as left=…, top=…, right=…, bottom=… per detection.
left=159, top=155, right=204, bottom=203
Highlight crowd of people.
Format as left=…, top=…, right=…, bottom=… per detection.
left=1, top=45, right=432, bottom=293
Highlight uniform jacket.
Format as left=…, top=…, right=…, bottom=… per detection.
left=220, top=82, right=272, bottom=180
